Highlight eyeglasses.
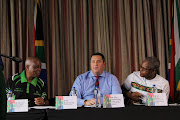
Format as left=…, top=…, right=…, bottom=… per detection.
left=140, top=65, right=153, bottom=71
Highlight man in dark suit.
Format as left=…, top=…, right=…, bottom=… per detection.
left=0, top=57, right=6, bottom=120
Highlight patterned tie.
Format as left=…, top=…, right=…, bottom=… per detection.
left=95, top=76, right=99, bottom=87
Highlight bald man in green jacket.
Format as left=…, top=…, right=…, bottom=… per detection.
left=0, top=65, right=6, bottom=119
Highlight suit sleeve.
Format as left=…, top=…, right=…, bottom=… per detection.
left=0, top=68, right=6, bottom=119
left=0, top=57, right=4, bottom=71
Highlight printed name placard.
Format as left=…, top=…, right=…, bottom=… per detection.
left=56, top=96, right=77, bottom=110
left=7, top=99, right=28, bottom=112
left=7, top=100, right=15, bottom=112
left=103, top=94, right=125, bottom=108
left=146, top=93, right=168, bottom=106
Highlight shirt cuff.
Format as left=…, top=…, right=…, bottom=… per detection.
left=78, top=98, right=86, bottom=106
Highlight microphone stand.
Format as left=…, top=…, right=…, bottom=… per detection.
left=0, top=54, right=22, bottom=63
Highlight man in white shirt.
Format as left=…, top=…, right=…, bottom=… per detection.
left=122, top=57, right=170, bottom=104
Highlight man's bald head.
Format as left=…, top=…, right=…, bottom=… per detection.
left=25, top=56, right=41, bottom=67
left=25, top=57, right=42, bottom=81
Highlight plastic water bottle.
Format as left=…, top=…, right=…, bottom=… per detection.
left=151, top=84, right=158, bottom=93
left=7, top=90, right=15, bottom=100
left=94, top=86, right=101, bottom=108
left=71, top=87, right=77, bottom=96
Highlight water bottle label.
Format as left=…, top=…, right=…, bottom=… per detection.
left=71, top=88, right=77, bottom=96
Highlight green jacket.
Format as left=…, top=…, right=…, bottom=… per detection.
left=6, top=70, right=48, bottom=107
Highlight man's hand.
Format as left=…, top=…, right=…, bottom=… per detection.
left=84, top=98, right=95, bottom=106
left=128, top=92, right=143, bottom=101
left=34, top=97, right=45, bottom=106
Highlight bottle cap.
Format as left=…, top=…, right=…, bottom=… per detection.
left=8, top=90, right=12, bottom=92
left=95, top=86, right=99, bottom=89
left=153, top=84, right=156, bottom=87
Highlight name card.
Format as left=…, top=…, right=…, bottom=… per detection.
left=103, top=94, right=125, bottom=108
left=146, top=93, right=168, bottom=106
left=56, top=96, right=77, bottom=110
left=7, top=100, right=15, bottom=112
left=7, top=99, right=28, bottom=112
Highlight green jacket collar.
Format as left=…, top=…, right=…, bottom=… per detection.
left=20, top=70, right=38, bottom=87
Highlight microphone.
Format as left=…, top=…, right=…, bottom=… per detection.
left=0, top=54, right=22, bottom=63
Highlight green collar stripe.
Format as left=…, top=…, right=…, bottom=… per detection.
left=14, top=75, right=20, bottom=81
left=20, top=70, right=27, bottom=82
left=26, top=83, right=30, bottom=93
left=30, top=78, right=38, bottom=87
left=20, top=70, right=38, bottom=87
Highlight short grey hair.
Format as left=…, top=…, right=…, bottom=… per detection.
left=145, top=57, right=160, bottom=71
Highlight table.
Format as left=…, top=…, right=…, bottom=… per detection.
left=47, top=105, right=180, bottom=120
left=7, top=109, right=47, bottom=120
left=7, top=105, right=180, bottom=120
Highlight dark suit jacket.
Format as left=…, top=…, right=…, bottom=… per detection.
left=0, top=68, right=6, bottom=120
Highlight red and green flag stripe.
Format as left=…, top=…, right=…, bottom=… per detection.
left=169, top=0, right=180, bottom=102
left=34, top=0, right=47, bottom=84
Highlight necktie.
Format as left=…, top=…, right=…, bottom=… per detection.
left=95, top=76, right=99, bottom=87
